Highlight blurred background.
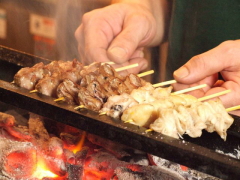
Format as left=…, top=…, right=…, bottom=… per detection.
left=0, top=0, right=166, bottom=83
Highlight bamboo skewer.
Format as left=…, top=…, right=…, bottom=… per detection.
left=198, top=90, right=231, bottom=102
left=30, top=89, right=38, bottom=93
left=124, top=119, right=134, bottom=124
left=101, top=61, right=115, bottom=65
left=171, top=84, right=207, bottom=95
left=99, top=112, right=107, bottom=116
left=54, top=97, right=65, bottom=102
left=115, top=63, right=138, bottom=72
left=226, top=105, right=240, bottom=112
left=153, top=80, right=177, bottom=88
left=137, top=70, right=154, bottom=78
left=145, top=129, right=153, bottom=132
left=74, top=105, right=86, bottom=110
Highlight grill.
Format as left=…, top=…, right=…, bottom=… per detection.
left=0, top=45, right=240, bottom=179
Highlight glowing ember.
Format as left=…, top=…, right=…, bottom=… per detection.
left=4, top=150, right=37, bottom=179
left=32, top=157, right=58, bottom=179
left=83, top=169, right=112, bottom=180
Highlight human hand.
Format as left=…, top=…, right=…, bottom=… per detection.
left=75, top=1, right=168, bottom=74
left=173, top=40, right=240, bottom=115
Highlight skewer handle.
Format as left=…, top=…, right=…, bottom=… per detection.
left=101, top=61, right=115, bottom=65
left=54, top=97, right=65, bottom=102
left=172, top=84, right=207, bottom=95
left=99, top=112, right=107, bottom=115
left=153, top=80, right=177, bottom=87
left=74, top=105, right=86, bottom=110
left=30, top=89, right=38, bottom=93
left=115, top=63, right=138, bottom=72
left=198, top=89, right=231, bottom=102
left=226, top=105, right=240, bottom=112
left=138, top=70, right=154, bottom=78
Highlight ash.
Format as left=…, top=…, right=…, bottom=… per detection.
left=215, top=146, right=240, bottom=160
left=150, top=155, right=222, bottom=180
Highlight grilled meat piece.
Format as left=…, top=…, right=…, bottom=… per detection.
left=124, top=74, right=145, bottom=88
left=82, top=62, right=101, bottom=75
left=78, top=87, right=103, bottom=111
left=57, top=79, right=81, bottom=104
left=35, top=75, right=62, bottom=97
left=149, top=98, right=234, bottom=140
left=121, top=104, right=159, bottom=127
left=80, top=72, right=97, bottom=87
left=99, top=63, right=124, bottom=80
left=61, top=60, right=84, bottom=84
left=87, top=80, right=109, bottom=103
left=14, top=62, right=45, bottom=90
left=14, top=59, right=83, bottom=90
left=100, top=93, right=138, bottom=119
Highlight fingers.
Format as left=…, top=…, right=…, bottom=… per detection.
left=172, top=74, right=218, bottom=97
left=75, top=11, right=116, bottom=65
left=173, top=50, right=224, bottom=84
left=107, top=12, right=156, bottom=64
left=219, top=81, right=240, bottom=108
left=219, top=81, right=240, bottom=116
left=75, top=3, right=157, bottom=67
left=173, top=40, right=240, bottom=84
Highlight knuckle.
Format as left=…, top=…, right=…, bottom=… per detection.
left=219, top=40, right=240, bottom=55
left=129, top=12, right=151, bottom=24
left=82, top=8, right=105, bottom=24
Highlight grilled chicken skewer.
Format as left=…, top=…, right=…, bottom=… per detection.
left=14, top=59, right=83, bottom=91
left=13, top=59, right=235, bottom=141
left=149, top=98, right=234, bottom=141
left=119, top=90, right=232, bottom=140
left=99, top=84, right=207, bottom=119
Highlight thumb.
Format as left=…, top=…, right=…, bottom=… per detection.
left=107, top=14, right=156, bottom=64
left=173, top=43, right=231, bottom=84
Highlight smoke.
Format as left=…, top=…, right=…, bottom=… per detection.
left=55, top=0, right=111, bottom=62
left=55, top=0, right=82, bottom=61
left=0, top=0, right=111, bottom=62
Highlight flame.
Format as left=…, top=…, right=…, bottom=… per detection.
left=72, top=131, right=87, bottom=154
left=32, top=157, right=58, bottom=179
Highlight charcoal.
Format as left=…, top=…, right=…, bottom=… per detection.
left=0, top=137, right=36, bottom=179
left=75, top=146, right=89, bottom=165
left=66, top=164, right=83, bottom=180
left=114, top=166, right=185, bottom=180
left=87, top=133, right=131, bottom=159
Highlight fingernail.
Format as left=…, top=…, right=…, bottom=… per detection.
left=109, top=47, right=127, bottom=59
left=174, top=66, right=189, bottom=78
